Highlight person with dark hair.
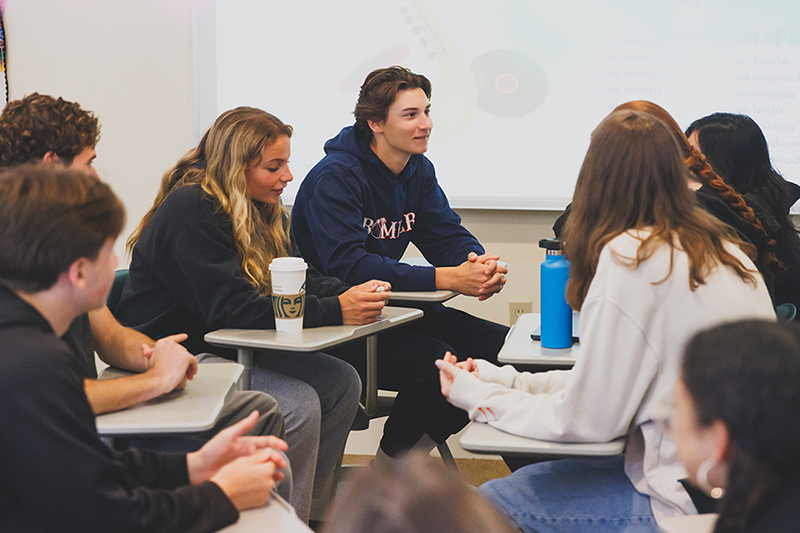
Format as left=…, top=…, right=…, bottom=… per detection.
left=437, top=110, right=775, bottom=532
left=0, top=92, right=290, bottom=501
left=0, top=92, right=100, bottom=174
left=291, top=65, right=510, bottom=462
left=686, top=113, right=800, bottom=309
left=673, top=320, right=800, bottom=532
left=117, top=107, right=370, bottom=521
left=321, top=453, right=517, bottom=533
left=0, top=164, right=288, bottom=532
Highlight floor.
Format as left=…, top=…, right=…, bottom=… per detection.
left=342, top=414, right=511, bottom=487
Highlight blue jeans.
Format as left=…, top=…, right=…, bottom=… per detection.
left=479, top=456, right=658, bottom=533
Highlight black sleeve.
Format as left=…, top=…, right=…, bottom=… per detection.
left=114, top=448, right=190, bottom=489
left=291, top=237, right=351, bottom=300
left=0, top=331, right=238, bottom=533
left=553, top=204, right=571, bottom=239
left=144, top=194, right=345, bottom=329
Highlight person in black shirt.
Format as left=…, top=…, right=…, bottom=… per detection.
left=0, top=165, right=287, bottom=532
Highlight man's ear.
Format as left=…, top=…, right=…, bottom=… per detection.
left=368, top=119, right=384, bottom=135
left=42, top=151, right=62, bottom=165
left=65, top=258, right=89, bottom=290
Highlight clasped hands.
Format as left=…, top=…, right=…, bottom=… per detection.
left=437, top=252, right=507, bottom=300
left=187, top=411, right=289, bottom=510
left=465, top=252, right=507, bottom=300
left=436, top=351, right=480, bottom=403
left=141, top=333, right=198, bottom=394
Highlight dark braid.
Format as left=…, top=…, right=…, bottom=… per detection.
left=686, top=147, right=780, bottom=271
left=611, top=101, right=781, bottom=273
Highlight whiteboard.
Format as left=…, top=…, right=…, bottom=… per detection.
left=194, top=0, right=800, bottom=210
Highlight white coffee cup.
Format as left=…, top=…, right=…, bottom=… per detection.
left=269, top=257, right=308, bottom=335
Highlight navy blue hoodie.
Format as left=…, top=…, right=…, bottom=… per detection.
left=292, top=126, right=483, bottom=291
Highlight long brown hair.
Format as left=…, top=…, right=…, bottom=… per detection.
left=127, top=107, right=293, bottom=294
left=564, top=110, right=756, bottom=310
left=613, top=101, right=778, bottom=269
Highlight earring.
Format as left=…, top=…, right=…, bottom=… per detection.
left=696, top=458, right=725, bottom=499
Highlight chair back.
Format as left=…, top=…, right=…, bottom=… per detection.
left=107, top=269, right=129, bottom=314
left=776, top=303, right=797, bottom=322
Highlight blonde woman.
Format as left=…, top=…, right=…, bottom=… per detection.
left=117, top=107, right=390, bottom=521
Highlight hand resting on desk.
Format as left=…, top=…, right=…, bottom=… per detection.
left=85, top=332, right=199, bottom=415
left=142, top=333, right=199, bottom=392
left=339, top=280, right=392, bottom=324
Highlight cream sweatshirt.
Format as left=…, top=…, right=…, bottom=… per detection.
left=449, top=230, right=775, bottom=523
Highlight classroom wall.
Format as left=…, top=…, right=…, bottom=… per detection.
left=3, top=0, right=558, bottom=327
left=3, top=0, right=197, bottom=261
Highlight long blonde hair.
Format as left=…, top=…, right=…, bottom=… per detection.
left=128, top=107, right=293, bottom=294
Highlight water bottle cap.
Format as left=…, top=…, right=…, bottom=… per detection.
left=539, top=238, right=564, bottom=251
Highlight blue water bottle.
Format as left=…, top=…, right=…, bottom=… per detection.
left=539, top=238, right=572, bottom=349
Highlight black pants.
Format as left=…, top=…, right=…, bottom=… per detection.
left=328, top=304, right=508, bottom=457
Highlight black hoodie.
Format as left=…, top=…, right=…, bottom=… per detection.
left=0, top=284, right=237, bottom=532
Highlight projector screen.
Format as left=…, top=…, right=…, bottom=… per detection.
left=196, top=0, right=800, bottom=210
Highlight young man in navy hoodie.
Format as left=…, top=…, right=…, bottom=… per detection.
left=0, top=165, right=287, bottom=532
left=292, top=66, right=509, bottom=461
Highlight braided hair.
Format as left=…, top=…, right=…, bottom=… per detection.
left=613, top=101, right=778, bottom=270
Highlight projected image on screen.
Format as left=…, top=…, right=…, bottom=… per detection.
left=472, top=50, right=548, bottom=118
left=211, top=0, right=800, bottom=209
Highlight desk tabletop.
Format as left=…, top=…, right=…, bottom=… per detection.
left=95, top=363, right=242, bottom=436
left=658, top=514, right=717, bottom=533
left=392, top=256, right=463, bottom=302
left=499, top=313, right=579, bottom=367
left=205, top=306, right=423, bottom=353
left=390, top=289, right=459, bottom=302
left=460, top=422, right=627, bottom=457
left=221, top=494, right=311, bottom=532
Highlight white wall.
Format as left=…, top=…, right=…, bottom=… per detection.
left=3, top=0, right=196, bottom=263
left=3, top=0, right=558, bottom=327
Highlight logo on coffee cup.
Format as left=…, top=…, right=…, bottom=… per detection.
left=272, top=292, right=305, bottom=319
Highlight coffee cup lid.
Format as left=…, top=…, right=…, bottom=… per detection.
left=269, top=257, right=308, bottom=272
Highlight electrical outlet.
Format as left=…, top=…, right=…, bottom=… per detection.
left=509, top=302, right=532, bottom=324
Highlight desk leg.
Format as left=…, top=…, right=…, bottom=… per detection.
left=238, top=348, right=253, bottom=390
left=360, top=334, right=378, bottom=416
